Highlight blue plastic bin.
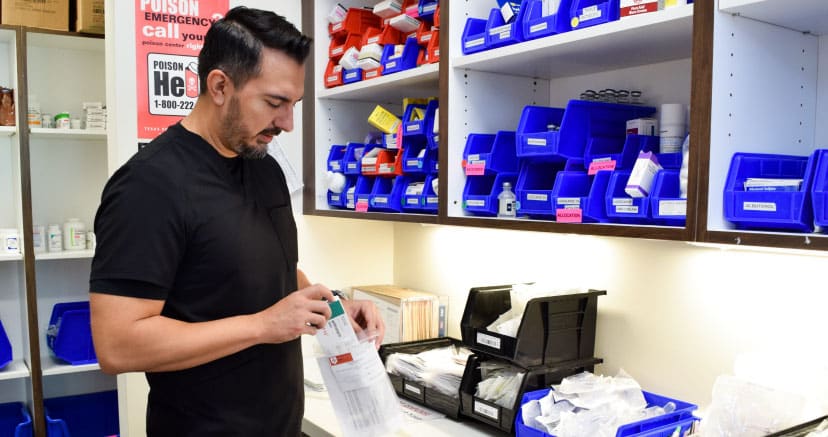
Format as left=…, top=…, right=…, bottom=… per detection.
left=369, top=176, right=404, bottom=212
left=463, top=131, right=520, bottom=175
left=342, top=143, right=369, bottom=175
left=810, top=149, right=828, bottom=229
left=723, top=152, right=816, bottom=232
left=461, top=17, right=489, bottom=55
left=403, top=99, right=438, bottom=137
left=515, top=161, right=567, bottom=217
left=354, top=176, right=375, bottom=209
left=485, top=5, right=528, bottom=50
left=399, top=175, right=429, bottom=212
left=0, top=402, right=32, bottom=437
left=342, top=68, right=363, bottom=85
left=0, top=319, right=12, bottom=370
left=402, top=137, right=430, bottom=174
left=47, top=302, right=96, bottom=365
left=463, top=173, right=519, bottom=216
left=585, top=134, right=659, bottom=171
left=45, top=391, right=119, bottom=437
left=522, top=0, right=569, bottom=41
left=327, top=175, right=357, bottom=209
left=650, top=170, right=686, bottom=227
left=327, top=144, right=347, bottom=172
left=381, top=38, right=420, bottom=75
left=549, top=171, right=611, bottom=223
left=418, top=0, right=439, bottom=20
left=605, top=170, right=652, bottom=224
left=517, top=101, right=656, bottom=162
left=566, top=0, right=621, bottom=32
left=515, top=389, right=698, bottom=437
left=421, top=174, right=439, bottom=213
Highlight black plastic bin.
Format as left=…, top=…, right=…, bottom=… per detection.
left=379, top=337, right=467, bottom=418
left=460, top=355, right=602, bottom=434
left=461, top=285, right=605, bottom=368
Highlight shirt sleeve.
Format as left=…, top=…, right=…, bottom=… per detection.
left=89, top=159, right=187, bottom=300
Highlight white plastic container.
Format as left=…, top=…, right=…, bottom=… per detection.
left=659, top=103, right=687, bottom=154
left=47, top=224, right=62, bottom=252
left=0, top=228, right=20, bottom=255
left=497, top=182, right=517, bottom=218
left=63, top=219, right=87, bottom=251
left=32, top=225, right=46, bottom=253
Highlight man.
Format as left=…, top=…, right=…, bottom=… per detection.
left=89, top=7, right=383, bottom=435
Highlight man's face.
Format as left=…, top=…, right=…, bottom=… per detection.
left=219, top=47, right=305, bottom=159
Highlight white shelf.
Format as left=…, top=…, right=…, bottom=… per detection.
left=0, top=253, right=23, bottom=262
left=720, top=0, right=828, bottom=35
left=0, top=360, right=30, bottom=381
left=41, top=355, right=100, bottom=376
left=317, top=64, right=439, bottom=102
left=35, top=249, right=94, bottom=261
left=453, top=4, right=694, bottom=79
left=0, top=126, right=16, bottom=137
left=30, top=128, right=107, bottom=140
left=27, top=32, right=104, bottom=52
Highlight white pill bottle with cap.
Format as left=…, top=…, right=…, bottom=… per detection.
left=47, top=224, right=62, bottom=251
left=659, top=103, right=687, bottom=154
left=63, top=218, right=87, bottom=251
left=0, top=228, right=20, bottom=254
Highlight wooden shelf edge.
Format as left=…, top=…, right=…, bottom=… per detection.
left=701, top=229, right=828, bottom=251
left=306, top=209, right=440, bottom=224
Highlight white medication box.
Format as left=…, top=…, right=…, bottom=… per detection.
left=626, top=118, right=658, bottom=136
left=625, top=151, right=662, bottom=198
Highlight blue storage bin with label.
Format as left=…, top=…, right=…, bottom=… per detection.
left=47, top=302, right=96, bottom=365
left=418, top=0, right=439, bottom=20
left=650, top=170, right=686, bottom=227
left=327, top=175, right=357, bottom=210
left=515, top=389, right=698, bottom=437
left=522, top=0, right=570, bottom=40
left=566, top=0, right=621, bottom=32
left=45, top=391, right=119, bottom=437
left=399, top=175, right=429, bottom=213
left=462, top=17, right=489, bottom=55
left=369, top=176, right=403, bottom=212
left=515, top=161, right=567, bottom=217
left=724, top=152, right=815, bottom=232
left=549, top=171, right=611, bottom=223
left=342, top=67, right=363, bottom=84
left=327, top=144, right=347, bottom=172
left=381, top=38, right=420, bottom=75
left=605, top=170, right=652, bottom=224
left=811, top=149, right=828, bottom=229
left=403, top=99, right=438, bottom=137
left=342, top=142, right=370, bottom=175
left=485, top=5, right=528, bottom=50
left=402, top=137, right=431, bottom=174
left=354, top=176, right=375, bottom=210
left=0, top=319, right=12, bottom=370
left=585, top=134, right=659, bottom=171
left=0, top=402, right=32, bottom=437
left=517, top=101, right=656, bottom=162
left=463, top=131, right=520, bottom=176
left=421, top=174, right=439, bottom=213
left=463, top=173, right=519, bottom=216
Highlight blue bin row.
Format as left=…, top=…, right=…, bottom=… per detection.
left=0, top=402, right=31, bottom=437
left=724, top=149, right=828, bottom=233
left=515, top=389, right=699, bottom=437
left=47, top=301, right=96, bottom=365
left=329, top=174, right=439, bottom=214
left=463, top=0, right=693, bottom=55
left=1, top=320, right=11, bottom=370
left=0, top=391, right=118, bottom=437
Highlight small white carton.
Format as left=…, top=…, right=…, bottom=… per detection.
left=625, top=151, right=662, bottom=198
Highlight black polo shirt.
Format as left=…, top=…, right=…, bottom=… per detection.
left=90, top=123, right=302, bottom=435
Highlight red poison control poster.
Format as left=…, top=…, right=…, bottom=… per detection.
left=136, top=0, right=228, bottom=141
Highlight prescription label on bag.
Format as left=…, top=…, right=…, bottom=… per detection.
left=474, top=400, right=500, bottom=421
left=476, top=333, right=501, bottom=350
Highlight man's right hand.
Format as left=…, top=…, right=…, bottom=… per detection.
left=256, top=284, right=335, bottom=343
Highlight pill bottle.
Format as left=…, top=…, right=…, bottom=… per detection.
left=32, top=224, right=46, bottom=253
left=0, top=228, right=20, bottom=254
left=48, top=224, right=63, bottom=252
left=659, top=103, right=687, bottom=154
left=63, top=218, right=86, bottom=251
left=55, top=112, right=71, bottom=129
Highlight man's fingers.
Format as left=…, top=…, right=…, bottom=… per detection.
left=299, top=283, right=335, bottom=302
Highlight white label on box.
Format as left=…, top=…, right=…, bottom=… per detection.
left=330, top=194, right=340, bottom=202
left=489, top=24, right=511, bottom=36
left=424, top=3, right=437, bottom=12
left=557, top=197, right=581, bottom=206
left=407, top=159, right=420, bottom=167
left=404, top=383, right=422, bottom=395
left=345, top=72, right=357, bottom=79
left=465, top=38, right=485, bottom=48
left=332, top=46, right=343, bottom=55
left=362, top=157, right=378, bottom=165
left=368, top=36, right=379, bottom=44
left=374, top=197, right=388, bottom=204
left=476, top=333, right=501, bottom=350
left=659, top=200, right=687, bottom=216
left=427, top=197, right=438, bottom=204
left=580, top=5, right=602, bottom=21
left=327, top=75, right=338, bottom=82
left=616, top=205, right=639, bottom=214
left=330, top=162, right=341, bottom=170
left=421, top=33, right=432, bottom=42
left=530, top=22, right=548, bottom=33
left=466, top=199, right=486, bottom=207
left=744, top=201, right=777, bottom=212
left=386, top=61, right=397, bottom=69
left=527, top=138, right=547, bottom=146
left=474, top=400, right=500, bottom=421
left=347, top=163, right=357, bottom=170
left=366, top=70, right=379, bottom=78
left=613, top=198, right=634, bottom=206
left=468, top=154, right=480, bottom=162
left=407, top=198, right=420, bottom=205
left=407, top=124, right=419, bottom=132
left=527, top=193, right=548, bottom=201
left=379, top=164, right=394, bottom=173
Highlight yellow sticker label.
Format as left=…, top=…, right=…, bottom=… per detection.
left=571, top=17, right=580, bottom=28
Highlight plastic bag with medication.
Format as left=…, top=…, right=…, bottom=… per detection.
left=314, top=298, right=403, bottom=437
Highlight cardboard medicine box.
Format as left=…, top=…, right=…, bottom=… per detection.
left=351, top=285, right=447, bottom=345
left=1, top=0, right=70, bottom=31
left=75, top=0, right=104, bottom=34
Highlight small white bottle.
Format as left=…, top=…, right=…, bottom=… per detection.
left=47, top=224, right=63, bottom=252
left=0, top=228, right=20, bottom=255
left=32, top=225, right=46, bottom=253
left=497, top=182, right=517, bottom=218
left=63, top=218, right=86, bottom=251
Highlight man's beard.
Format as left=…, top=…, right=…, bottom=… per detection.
left=220, top=96, right=281, bottom=159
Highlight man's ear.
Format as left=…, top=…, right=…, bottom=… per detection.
left=205, top=69, right=233, bottom=106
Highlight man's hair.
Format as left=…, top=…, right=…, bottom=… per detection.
left=198, top=6, right=312, bottom=94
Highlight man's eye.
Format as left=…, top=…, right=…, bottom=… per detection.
left=267, top=101, right=281, bottom=109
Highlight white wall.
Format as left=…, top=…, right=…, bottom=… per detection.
left=392, top=223, right=828, bottom=410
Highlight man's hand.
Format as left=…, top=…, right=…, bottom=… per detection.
left=341, top=299, right=385, bottom=348
left=255, top=284, right=335, bottom=343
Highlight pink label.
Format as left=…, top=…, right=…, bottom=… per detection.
left=465, top=162, right=486, bottom=176
left=588, top=160, right=616, bottom=175
left=556, top=208, right=583, bottom=223
left=355, top=201, right=369, bottom=212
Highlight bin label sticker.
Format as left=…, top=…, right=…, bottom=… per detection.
left=423, top=3, right=437, bottom=12
left=327, top=75, right=339, bottom=83
left=466, top=199, right=486, bottom=207
left=368, top=36, right=379, bottom=44
left=557, top=208, right=583, bottom=223
left=420, top=33, right=432, bottom=42
left=374, top=197, right=388, bottom=204
left=615, top=205, right=639, bottom=214
left=345, top=72, right=357, bottom=79
left=347, top=163, right=357, bottom=170
left=407, top=124, right=420, bottom=132
left=408, top=159, right=421, bottom=167
left=379, top=164, right=395, bottom=173
left=407, top=198, right=420, bottom=205
left=527, top=138, right=547, bottom=146
left=404, top=383, right=422, bottom=395
left=557, top=197, right=581, bottom=206
left=580, top=5, right=602, bottom=22
left=330, top=162, right=341, bottom=170
left=468, top=154, right=480, bottom=162
left=356, top=201, right=369, bottom=212
left=465, top=162, right=486, bottom=176
left=612, top=198, right=634, bottom=206
left=474, top=400, right=500, bottom=421
left=530, top=22, right=548, bottom=34
left=659, top=200, right=687, bottom=216
left=332, top=46, right=343, bottom=55
left=526, top=193, right=548, bottom=202
left=427, top=197, right=438, bottom=204
left=476, top=333, right=501, bottom=350
left=588, top=159, right=617, bottom=175
left=743, top=201, right=776, bottom=212
left=386, top=61, right=397, bottom=69
left=330, top=194, right=340, bottom=202
left=465, top=37, right=485, bottom=49
left=366, top=70, right=380, bottom=78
